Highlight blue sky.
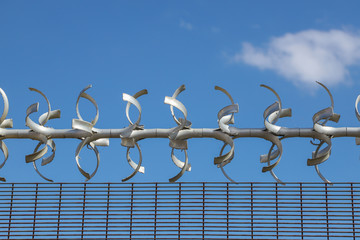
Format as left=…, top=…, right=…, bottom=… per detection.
left=1, top=1, right=360, bottom=183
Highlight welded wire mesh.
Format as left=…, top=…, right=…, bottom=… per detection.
left=0, top=182, right=358, bottom=239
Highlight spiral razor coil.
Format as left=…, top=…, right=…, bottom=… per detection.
left=0, top=82, right=359, bottom=183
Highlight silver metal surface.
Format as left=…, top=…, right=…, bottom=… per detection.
left=0, top=82, right=359, bottom=183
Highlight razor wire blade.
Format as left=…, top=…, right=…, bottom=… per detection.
left=0, top=82, right=359, bottom=184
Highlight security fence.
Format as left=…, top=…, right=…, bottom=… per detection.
left=2, top=83, right=360, bottom=184
left=0, top=182, right=358, bottom=239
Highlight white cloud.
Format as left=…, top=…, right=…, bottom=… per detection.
left=232, top=29, right=360, bottom=88
left=179, top=20, right=193, bottom=31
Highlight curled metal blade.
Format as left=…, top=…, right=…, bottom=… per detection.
left=26, top=103, right=43, bottom=132
left=220, top=163, right=238, bottom=184
left=0, top=88, right=12, bottom=181
left=92, top=138, right=110, bottom=147
left=26, top=88, right=61, bottom=135
left=31, top=140, right=56, bottom=182
left=355, top=95, right=360, bottom=146
left=24, top=88, right=60, bottom=180
left=212, top=131, right=236, bottom=183
left=33, top=161, right=53, bottom=182
left=215, top=86, right=235, bottom=104
left=260, top=84, right=282, bottom=131
left=121, top=89, right=147, bottom=137
left=218, top=143, right=238, bottom=183
left=0, top=140, right=9, bottom=181
left=165, top=85, right=191, bottom=139
left=310, top=82, right=339, bottom=183
left=169, top=84, right=187, bottom=125
left=307, top=138, right=332, bottom=166
left=125, top=89, right=147, bottom=126
left=25, top=145, right=48, bottom=163
left=263, top=141, right=284, bottom=185
left=256, top=131, right=284, bottom=184
left=0, top=88, right=10, bottom=125
left=313, top=81, right=340, bottom=126
left=72, top=119, right=94, bottom=135
left=73, top=85, right=99, bottom=133
left=315, top=165, right=331, bottom=184
left=261, top=84, right=283, bottom=108
left=261, top=84, right=292, bottom=135
left=0, top=88, right=13, bottom=129
left=0, top=119, right=13, bottom=129
left=75, top=138, right=100, bottom=181
left=260, top=147, right=280, bottom=163
left=217, top=105, right=239, bottom=134
left=259, top=85, right=288, bottom=182
left=29, top=88, right=61, bottom=126
left=171, top=148, right=191, bottom=171
left=25, top=133, right=49, bottom=163
left=215, top=86, right=237, bottom=129
left=164, top=96, right=187, bottom=124
left=39, top=110, right=61, bottom=126
left=122, top=141, right=144, bottom=182
left=355, top=95, right=360, bottom=121
left=308, top=138, right=331, bottom=183
left=169, top=148, right=189, bottom=182
left=214, top=135, right=235, bottom=166
left=29, top=88, right=51, bottom=125
left=40, top=139, right=56, bottom=166
left=308, top=137, right=332, bottom=184
left=317, top=81, right=334, bottom=108
left=0, top=140, right=9, bottom=169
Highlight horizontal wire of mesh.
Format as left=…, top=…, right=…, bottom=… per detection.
left=0, top=182, right=358, bottom=239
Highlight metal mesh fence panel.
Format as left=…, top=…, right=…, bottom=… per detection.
left=0, top=182, right=358, bottom=239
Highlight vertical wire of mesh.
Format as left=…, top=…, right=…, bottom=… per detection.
left=325, top=183, right=330, bottom=240
left=154, top=183, right=158, bottom=239
left=251, top=182, right=254, bottom=239
left=226, top=182, right=229, bottom=240
left=129, top=183, right=134, bottom=240
left=351, top=183, right=356, bottom=240
left=178, top=183, right=181, bottom=239
left=7, top=183, right=14, bottom=239
left=300, top=183, right=304, bottom=240
left=56, top=183, right=62, bottom=239
left=81, top=183, right=86, bottom=239
left=32, top=183, right=38, bottom=239
left=202, top=182, right=205, bottom=239
left=105, top=183, right=110, bottom=240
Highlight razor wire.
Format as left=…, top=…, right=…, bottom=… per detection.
left=0, top=82, right=359, bottom=184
